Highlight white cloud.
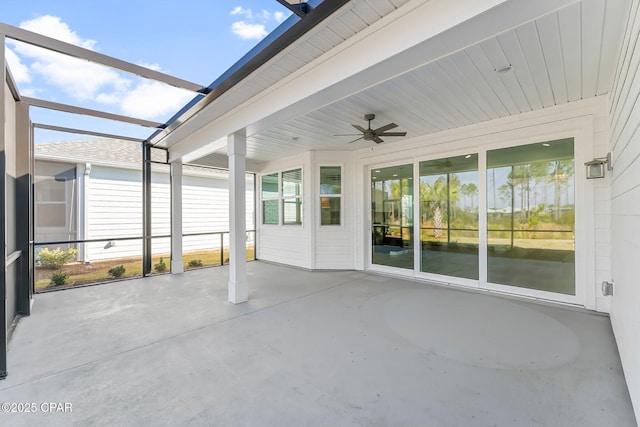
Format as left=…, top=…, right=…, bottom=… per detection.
left=5, top=48, right=31, bottom=83
left=230, top=6, right=290, bottom=40
left=274, top=11, right=287, bottom=23
left=8, top=15, right=193, bottom=120
left=231, top=21, right=268, bottom=40
left=231, top=6, right=253, bottom=20
left=118, top=81, right=194, bottom=120
left=10, top=15, right=129, bottom=101
left=19, top=15, right=96, bottom=48
left=20, top=88, right=39, bottom=97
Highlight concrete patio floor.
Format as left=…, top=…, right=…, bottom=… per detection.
left=0, top=262, right=635, bottom=426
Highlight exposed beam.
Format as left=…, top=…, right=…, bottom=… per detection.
left=32, top=123, right=145, bottom=142
left=23, top=97, right=164, bottom=128
left=0, top=22, right=207, bottom=93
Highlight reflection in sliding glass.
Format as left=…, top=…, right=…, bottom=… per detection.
left=487, top=139, right=575, bottom=295
left=420, top=154, right=478, bottom=279
left=371, top=165, right=413, bottom=269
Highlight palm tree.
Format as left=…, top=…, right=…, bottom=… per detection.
left=421, top=174, right=460, bottom=238
left=460, top=182, right=478, bottom=211
left=549, top=159, right=574, bottom=220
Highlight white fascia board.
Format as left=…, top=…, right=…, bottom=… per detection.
left=168, top=0, right=578, bottom=163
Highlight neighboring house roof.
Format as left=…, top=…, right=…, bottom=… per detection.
left=35, top=138, right=159, bottom=167
left=34, top=138, right=238, bottom=180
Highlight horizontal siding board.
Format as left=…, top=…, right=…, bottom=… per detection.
left=79, top=166, right=255, bottom=261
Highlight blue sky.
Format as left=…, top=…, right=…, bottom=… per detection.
left=2, top=1, right=293, bottom=142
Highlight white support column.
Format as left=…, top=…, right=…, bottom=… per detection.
left=228, top=130, right=248, bottom=304
left=170, top=160, right=184, bottom=274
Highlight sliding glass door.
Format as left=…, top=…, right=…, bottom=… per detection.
left=419, top=154, right=479, bottom=280
left=486, top=139, right=575, bottom=295
left=369, top=138, right=576, bottom=300
left=371, top=164, right=413, bottom=269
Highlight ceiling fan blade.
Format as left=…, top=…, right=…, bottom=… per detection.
left=373, top=123, right=398, bottom=133
left=378, top=132, right=407, bottom=137
left=352, top=124, right=367, bottom=133
left=373, top=136, right=385, bottom=144
left=347, top=136, right=364, bottom=144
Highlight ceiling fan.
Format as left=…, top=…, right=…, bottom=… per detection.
left=335, top=114, right=407, bottom=144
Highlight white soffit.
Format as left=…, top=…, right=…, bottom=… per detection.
left=174, top=0, right=629, bottom=165
left=167, top=0, right=510, bottom=161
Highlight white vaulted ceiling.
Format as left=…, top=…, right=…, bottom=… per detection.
left=179, top=0, right=629, bottom=168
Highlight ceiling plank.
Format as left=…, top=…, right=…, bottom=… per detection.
left=479, top=37, right=532, bottom=113
left=497, top=30, right=543, bottom=110
left=557, top=3, right=583, bottom=102
left=515, top=22, right=556, bottom=107
left=464, top=45, right=521, bottom=115
left=581, top=0, right=606, bottom=97
left=536, top=12, right=569, bottom=104
left=598, top=0, right=634, bottom=95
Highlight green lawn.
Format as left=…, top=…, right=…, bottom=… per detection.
left=36, top=247, right=255, bottom=291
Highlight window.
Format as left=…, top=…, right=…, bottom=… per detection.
left=36, top=178, right=67, bottom=227
left=282, top=169, right=302, bottom=225
left=320, top=166, right=341, bottom=225
left=261, top=173, right=279, bottom=225
left=35, top=162, right=76, bottom=230
left=261, top=168, right=303, bottom=226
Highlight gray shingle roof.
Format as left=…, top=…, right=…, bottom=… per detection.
left=34, top=138, right=235, bottom=180
left=34, top=138, right=165, bottom=166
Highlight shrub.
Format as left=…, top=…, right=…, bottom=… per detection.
left=154, top=257, right=167, bottom=272
left=188, top=259, right=203, bottom=268
left=39, top=247, right=79, bottom=269
left=50, top=271, right=69, bottom=287
left=108, top=265, right=126, bottom=278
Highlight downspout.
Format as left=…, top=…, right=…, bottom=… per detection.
left=78, top=162, right=91, bottom=263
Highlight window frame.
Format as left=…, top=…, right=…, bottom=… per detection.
left=34, top=163, right=77, bottom=232
left=281, top=168, right=303, bottom=225
left=260, top=167, right=303, bottom=226
left=318, top=165, right=343, bottom=227
left=261, top=172, right=280, bottom=225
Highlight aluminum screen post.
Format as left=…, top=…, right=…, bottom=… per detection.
left=142, top=143, right=152, bottom=276
left=0, top=36, right=8, bottom=379
left=170, top=160, right=183, bottom=274
left=15, top=100, right=32, bottom=316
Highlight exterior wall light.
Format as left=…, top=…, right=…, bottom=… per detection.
left=585, top=152, right=612, bottom=179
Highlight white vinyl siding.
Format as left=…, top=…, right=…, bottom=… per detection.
left=609, top=0, right=640, bottom=415
left=257, top=154, right=312, bottom=268
left=48, top=164, right=256, bottom=262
